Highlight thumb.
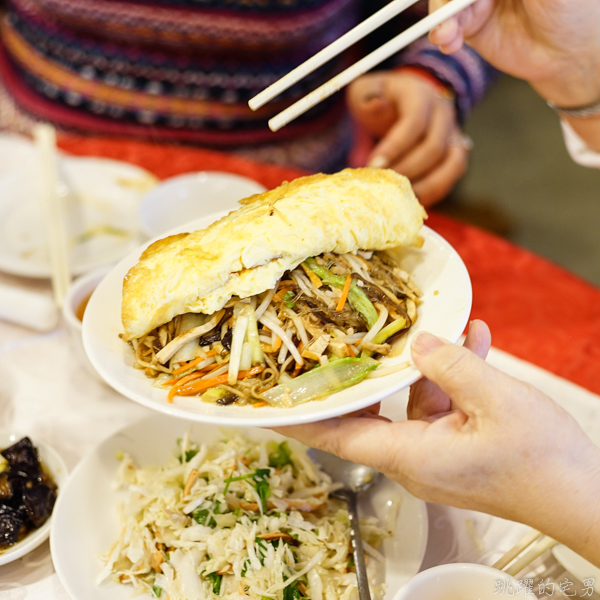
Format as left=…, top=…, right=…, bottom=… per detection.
left=410, top=332, right=503, bottom=417
left=346, top=75, right=397, bottom=139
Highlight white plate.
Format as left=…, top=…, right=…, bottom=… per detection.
left=82, top=213, right=472, bottom=427
left=552, top=545, right=600, bottom=593
left=0, top=154, right=158, bottom=278
left=139, top=171, right=266, bottom=238
left=51, top=415, right=428, bottom=600
left=0, top=431, right=69, bottom=566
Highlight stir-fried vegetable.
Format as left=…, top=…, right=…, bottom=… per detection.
left=97, top=433, right=390, bottom=600
left=262, top=357, right=379, bottom=407
left=130, top=251, right=421, bottom=406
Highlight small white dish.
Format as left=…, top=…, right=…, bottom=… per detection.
left=51, top=414, right=428, bottom=600
left=0, top=431, right=69, bottom=566
left=82, top=210, right=472, bottom=427
left=138, top=171, right=266, bottom=238
left=62, top=266, right=112, bottom=381
left=552, top=545, right=600, bottom=593
left=0, top=153, right=158, bottom=279
left=393, top=563, right=529, bottom=600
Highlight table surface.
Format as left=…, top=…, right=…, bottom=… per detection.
left=2, top=134, right=600, bottom=599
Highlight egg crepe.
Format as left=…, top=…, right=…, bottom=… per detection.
left=122, top=167, right=426, bottom=341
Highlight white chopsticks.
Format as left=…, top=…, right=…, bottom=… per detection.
left=34, top=123, right=71, bottom=309
left=249, top=0, right=478, bottom=132
left=493, top=529, right=558, bottom=577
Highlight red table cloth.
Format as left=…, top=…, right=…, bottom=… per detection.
left=57, top=135, right=600, bottom=396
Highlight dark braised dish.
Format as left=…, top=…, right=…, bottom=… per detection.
left=0, top=437, right=57, bottom=550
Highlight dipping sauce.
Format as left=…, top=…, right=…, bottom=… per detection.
left=0, top=437, right=57, bottom=550
left=75, top=291, right=93, bottom=322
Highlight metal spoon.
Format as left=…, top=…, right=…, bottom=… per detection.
left=309, top=448, right=380, bottom=600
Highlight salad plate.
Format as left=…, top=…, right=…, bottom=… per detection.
left=0, top=430, right=69, bottom=566
left=51, top=414, right=429, bottom=600
left=0, top=153, right=157, bottom=278
left=82, top=211, right=472, bottom=427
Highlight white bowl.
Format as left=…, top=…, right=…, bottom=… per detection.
left=62, top=266, right=112, bottom=380
left=393, top=563, right=530, bottom=600
left=0, top=431, right=69, bottom=565
left=138, top=171, right=266, bottom=238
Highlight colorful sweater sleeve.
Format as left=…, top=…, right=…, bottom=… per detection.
left=395, top=37, right=499, bottom=124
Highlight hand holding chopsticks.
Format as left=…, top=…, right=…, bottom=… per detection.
left=249, top=0, right=478, bottom=132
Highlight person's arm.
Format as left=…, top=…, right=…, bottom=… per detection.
left=276, top=321, right=600, bottom=568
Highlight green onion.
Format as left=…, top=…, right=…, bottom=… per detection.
left=372, top=317, right=407, bottom=344
left=283, top=291, right=296, bottom=309
left=262, top=357, right=379, bottom=407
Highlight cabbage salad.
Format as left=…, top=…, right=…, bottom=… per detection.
left=97, top=433, right=390, bottom=600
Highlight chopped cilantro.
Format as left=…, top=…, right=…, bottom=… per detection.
left=193, top=508, right=216, bottom=527
left=268, top=441, right=293, bottom=468
left=204, top=572, right=222, bottom=594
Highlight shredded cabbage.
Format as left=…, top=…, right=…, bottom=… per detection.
left=97, top=433, right=390, bottom=600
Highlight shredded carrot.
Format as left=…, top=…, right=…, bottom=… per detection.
left=172, top=357, right=203, bottom=375
left=253, top=401, right=269, bottom=409
left=168, top=383, right=181, bottom=403
left=272, top=335, right=282, bottom=352
left=300, top=263, right=323, bottom=288
left=336, top=274, right=352, bottom=312
left=171, top=349, right=218, bottom=375
left=165, top=370, right=205, bottom=387
left=291, top=362, right=302, bottom=377
left=346, top=344, right=356, bottom=358
left=176, top=365, right=265, bottom=397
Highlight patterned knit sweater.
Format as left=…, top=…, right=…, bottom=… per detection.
left=0, top=0, right=496, bottom=171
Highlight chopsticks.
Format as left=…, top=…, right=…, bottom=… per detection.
left=249, top=0, right=478, bottom=132
left=493, top=529, right=558, bottom=577
left=34, top=123, right=71, bottom=309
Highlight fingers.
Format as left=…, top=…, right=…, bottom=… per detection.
left=346, top=75, right=397, bottom=139
left=428, top=0, right=495, bottom=54
left=274, top=416, right=427, bottom=479
left=429, top=18, right=465, bottom=54
left=410, top=329, right=504, bottom=417
left=407, top=320, right=491, bottom=420
left=411, top=137, right=468, bottom=206
left=389, top=99, right=455, bottom=181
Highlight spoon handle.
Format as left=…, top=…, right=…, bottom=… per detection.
left=341, top=489, right=372, bottom=600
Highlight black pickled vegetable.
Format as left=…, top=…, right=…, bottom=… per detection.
left=0, top=505, right=26, bottom=547
left=0, top=437, right=58, bottom=549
